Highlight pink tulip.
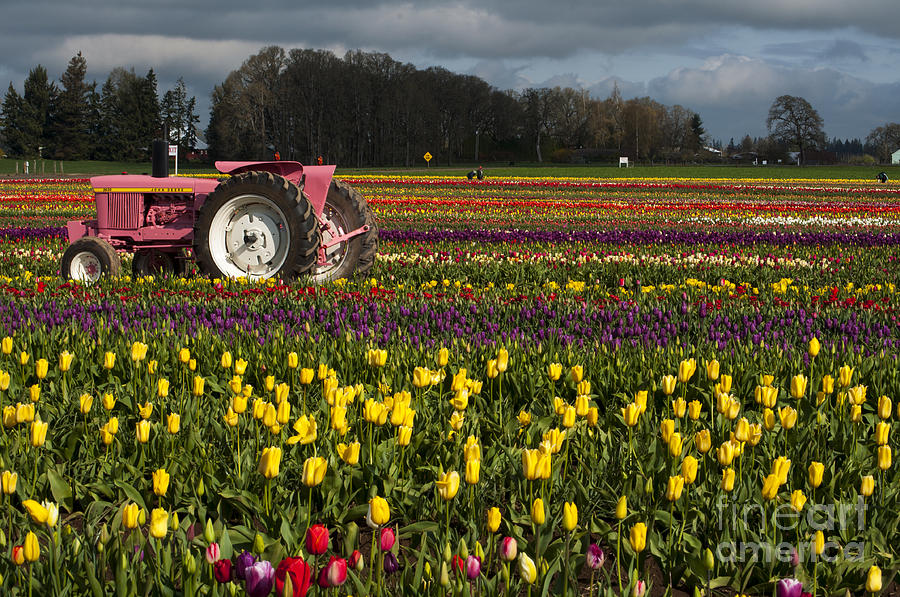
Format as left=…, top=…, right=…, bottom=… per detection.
left=380, top=527, right=395, bottom=552
left=205, top=542, right=220, bottom=564
left=327, top=556, right=348, bottom=587
left=586, top=543, right=604, bottom=570
left=633, top=580, right=647, bottom=597
left=499, top=537, right=518, bottom=562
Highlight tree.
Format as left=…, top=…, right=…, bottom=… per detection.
left=689, top=113, right=705, bottom=150
left=161, top=77, right=199, bottom=154
left=866, top=123, right=900, bottom=163
left=1, top=84, right=25, bottom=156
left=766, top=95, right=825, bottom=166
left=51, top=52, right=92, bottom=159
left=20, top=65, right=56, bottom=158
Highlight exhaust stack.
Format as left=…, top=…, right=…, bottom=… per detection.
left=151, top=139, right=169, bottom=178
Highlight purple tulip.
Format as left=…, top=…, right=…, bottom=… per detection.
left=776, top=578, right=803, bottom=597
left=383, top=551, right=400, bottom=574
left=245, top=560, right=275, bottom=597
left=586, top=544, right=605, bottom=570
left=234, top=550, right=257, bottom=580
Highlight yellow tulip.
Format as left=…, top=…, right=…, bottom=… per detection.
left=29, top=384, right=40, bottom=403
left=629, top=522, right=647, bottom=553
left=302, top=455, right=326, bottom=486
left=851, top=404, right=862, bottom=423
left=23, top=499, right=49, bottom=524
left=878, top=445, right=892, bottom=471
left=695, top=429, right=711, bottom=453
left=450, top=388, right=469, bottom=411
left=519, top=552, right=537, bottom=584
left=1, top=337, right=11, bottom=354
left=808, top=337, right=820, bottom=357
left=130, top=341, right=148, bottom=362
left=19, top=351, right=29, bottom=366
left=398, top=425, right=413, bottom=447
left=718, top=374, right=733, bottom=393
left=24, top=531, right=39, bottom=561
left=496, top=347, right=509, bottom=373
left=548, top=362, right=562, bottom=381
left=861, top=475, right=875, bottom=497
left=3, top=406, right=16, bottom=428
left=30, top=420, right=48, bottom=447
left=668, top=432, right=683, bottom=457
left=102, top=393, right=116, bottom=411
left=875, top=421, right=890, bottom=446
left=838, top=365, right=854, bottom=388
left=522, top=449, right=540, bottom=480
left=622, top=403, right=640, bottom=427
left=666, top=475, right=685, bottom=501
left=660, top=419, right=675, bottom=443
left=866, top=565, right=882, bottom=592
left=790, top=489, right=807, bottom=512
left=688, top=400, right=702, bottom=420
left=317, top=363, right=329, bottom=380
left=772, top=457, right=792, bottom=485
left=661, top=374, right=677, bottom=396
left=337, top=441, right=360, bottom=465
left=166, top=413, right=180, bottom=434
left=299, top=367, right=314, bottom=384
left=575, top=395, right=589, bottom=417
left=813, top=530, right=824, bottom=555
left=763, top=408, right=776, bottom=431
left=122, top=503, right=141, bottom=530
left=136, top=420, right=151, bottom=443
left=258, top=447, right=283, bottom=480
left=220, top=351, right=232, bottom=369
left=570, top=365, right=583, bottom=383
left=436, top=470, right=460, bottom=501
left=450, top=410, right=465, bottom=431
left=103, top=351, right=115, bottom=370
left=16, top=402, right=34, bottom=424
left=35, top=358, right=48, bottom=380
left=734, top=417, right=750, bottom=442
left=263, top=402, right=278, bottom=428
left=287, top=351, right=299, bottom=369
left=486, top=359, right=499, bottom=379
left=721, top=468, right=735, bottom=492
left=760, top=374, right=774, bottom=387
left=149, top=508, right=168, bottom=539
left=234, top=358, right=247, bottom=375
left=530, top=498, right=545, bottom=525
left=748, top=423, right=763, bottom=446
left=79, top=393, right=93, bottom=415
left=368, top=495, right=390, bottom=526
left=542, top=428, right=566, bottom=453
left=616, top=495, right=627, bottom=520
left=586, top=407, right=598, bottom=427
left=706, top=359, right=720, bottom=380
left=681, top=455, right=698, bottom=485
left=761, top=473, right=780, bottom=500
left=808, top=462, right=824, bottom=488
left=878, top=395, right=892, bottom=420
left=561, top=405, right=576, bottom=428
left=486, top=507, right=501, bottom=533
left=2, top=470, right=17, bottom=494
left=139, top=401, right=153, bottom=420
left=223, top=407, right=238, bottom=427
left=779, top=406, right=797, bottom=430
left=152, top=468, right=170, bottom=496
left=790, top=374, right=807, bottom=399
left=672, top=397, right=687, bottom=418
left=465, top=459, right=480, bottom=485
left=678, top=358, right=696, bottom=383
left=634, top=390, right=648, bottom=414
left=822, top=375, right=835, bottom=394
left=562, top=502, right=577, bottom=532
left=437, top=347, right=449, bottom=367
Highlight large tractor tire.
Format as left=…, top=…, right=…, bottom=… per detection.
left=60, top=237, right=121, bottom=283
left=193, top=171, right=320, bottom=280
left=310, top=180, right=379, bottom=283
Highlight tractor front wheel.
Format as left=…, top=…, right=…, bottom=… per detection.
left=60, top=237, right=121, bottom=283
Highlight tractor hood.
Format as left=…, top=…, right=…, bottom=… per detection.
left=90, top=174, right=220, bottom=195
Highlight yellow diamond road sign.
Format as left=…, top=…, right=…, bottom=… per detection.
left=423, top=152, right=432, bottom=162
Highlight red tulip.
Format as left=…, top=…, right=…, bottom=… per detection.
left=274, top=557, right=312, bottom=597
left=305, top=524, right=329, bottom=555
left=326, top=556, right=348, bottom=587
left=452, top=554, right=465, bottom=575
left=380, top=527, right=395, bottom=552
left=213, top=559, right=232, bottom=583
left=349, top=549, right=364, bottom=571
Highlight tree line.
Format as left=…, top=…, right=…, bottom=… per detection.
left=0, top=53, right=199, bottom=161
left=2, top=47, right=898, bottom=166
left=207, top=46, right=713, bottom=166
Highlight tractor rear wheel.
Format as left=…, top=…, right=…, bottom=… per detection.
left=193, top=171, right=320, bottom=280
left=310, top=180, right=379, bottom=283
left=60, top=237, right=121, bottom=283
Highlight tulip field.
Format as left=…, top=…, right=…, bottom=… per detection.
left=0, top=171, right=900, bottom=596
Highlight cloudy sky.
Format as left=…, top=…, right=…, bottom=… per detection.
left=2, top=0, right=899, bottom=144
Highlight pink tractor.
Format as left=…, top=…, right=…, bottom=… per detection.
left=61, top=144, right=377, bottom=283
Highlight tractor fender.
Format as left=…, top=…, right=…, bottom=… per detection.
left=214, top=161, right=335, bottom=217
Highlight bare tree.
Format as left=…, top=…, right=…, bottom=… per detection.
left=766, top=95, right=825, bottom=166
left=866, top=123, right=900, bottom=163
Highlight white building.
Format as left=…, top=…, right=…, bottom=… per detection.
left=892, top=149, right=900, bottom=164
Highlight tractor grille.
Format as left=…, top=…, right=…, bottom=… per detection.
left=103, top=193, right=143, bottom=229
